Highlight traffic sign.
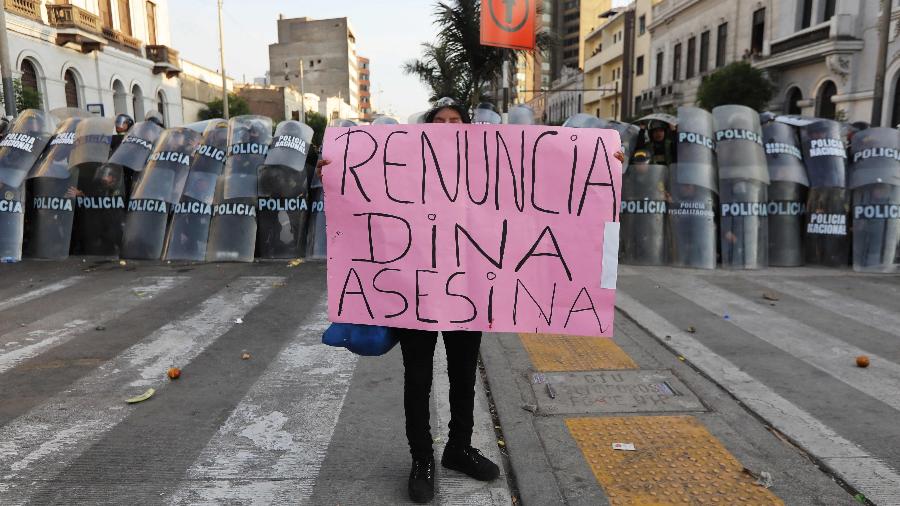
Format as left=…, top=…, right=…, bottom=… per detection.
left=480, top=0, right=536, bottom=50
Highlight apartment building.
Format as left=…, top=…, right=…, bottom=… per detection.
left=584, top=6, right=635, bottom=120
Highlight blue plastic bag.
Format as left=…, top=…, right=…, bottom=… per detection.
left=322, top=323, right=399, bottom=356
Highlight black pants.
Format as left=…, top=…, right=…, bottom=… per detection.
left=397, top=328, right=482, bottom=460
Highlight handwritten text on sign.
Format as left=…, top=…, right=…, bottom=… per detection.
left=323, top=124, right=622, bottom=336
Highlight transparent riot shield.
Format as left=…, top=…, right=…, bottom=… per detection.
left=107, top=121, right=163, bottom=172
left=473, top=107, right=502, bottom=125
left=764, top=122, right=808, bottom=266
left=121, top=128, right=201, bottom=260
left=620, top=163, right=667, bottom=265
left=257, top=120, right=314, bottom=259
left=304, top=163, right=327, bottom=260
left=68, top=118, right=118, bottom=256
left=849, top=128, right=900, bottom=271
left=206, top=115, right=272, bottom=262
left=563, top=113, right=602, bottom=128
left=0, top=184, right=25, bottom=261
left=507, top=105, right=536, bottom=125
left=23, top=118, right=83, bottom=259
left=163, top=119, right=229, bottom=262
left=713, top=105, right=769, bottom=269
left=598, top=119, right=640, bottom=172
left=801, top=120, right=850, bottom=266
left=372, top=116, right=399, bottom=125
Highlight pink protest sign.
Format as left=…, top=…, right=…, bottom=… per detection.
left=322, top=124, right=622, bottom=336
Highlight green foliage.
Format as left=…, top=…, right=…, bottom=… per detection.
left=405, top=0, right=554, bottom=109
left=305, top=110, right=327, bottom=147
left=199, top=93, right=250, bottom=120
left=696, top=62, right=774, bottom=112
left=0, top=78, right=43, bottom=113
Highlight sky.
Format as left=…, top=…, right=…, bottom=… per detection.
left=170, top=0, right=440, bottom=120
left=170, top=0, right=632, bottom=120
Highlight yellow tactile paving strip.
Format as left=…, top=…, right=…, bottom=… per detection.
left=520, top=333, right=638, bottom=371
left=566, top=416, right=784, bottom=505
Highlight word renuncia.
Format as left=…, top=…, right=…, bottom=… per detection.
left=765, top=142, right=802, bottom=160
left=807, top=138, right=846, bottom=158
left=122, top=136, right=153, bottom=150
left=50, top=132, right=76, bottom=146
left=273, top=135, right=308, bottom=154
left=807, top=213, right=846, bottom=235
left=621, top=199, right=666, bottom=214
left=148, top=151, right=191, bottom=166
left=0, top=133, right=37, bottom=152
left=852, top=147, right=900, bottom=163
left=678, top=132, right=714, bottom=149
left=855, top=204, right=900, bottom=219
left=32, top=197, right=73, bottom=211
left=715, top=129, right=763, bottom=145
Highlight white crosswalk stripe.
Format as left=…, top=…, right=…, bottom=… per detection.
left=0, top=276, right=185, bottom=374
left=617, top=284, right=900, bottom=506
left=0, top=276, right=85, bottom=312
left=169, top=295, right=358, bottom=505
left=0, top=277, right=280, bottom=505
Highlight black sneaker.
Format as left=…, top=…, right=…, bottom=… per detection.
left=440, top=444, right=500, bottom=481
left=408, top=456, right=435, bottom=504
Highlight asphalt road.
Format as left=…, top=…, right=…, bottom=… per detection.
left=0, top=259, right=894, bottom=505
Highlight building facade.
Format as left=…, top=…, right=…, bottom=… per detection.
left=268, top=16, right=359, bottom=118
left=552, top=0, right=581, bottom=79
left=579, top=0, right=613, bottom=70
left=758, top=0, right=900, bottom=125
left=631, top=0, right=657, bottom=115
left=236, top=84, right=320, bottom=124
left=542, top=67, right=584, bottom=124
left=584, top=6, right=635, bottom=120
left=180, top=59, right=233, bottom=123
left=358, top=56, right=372, bottom=121
left=4, top=0, right=182, bottom=124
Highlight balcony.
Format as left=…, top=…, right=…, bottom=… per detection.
left=46, top=4, right=106, bottom=53
left=5, top=0, right=41, bottom=21
left=639, top=81, right=684, bottom=110
left=146, top=45, right=182, bottom=77
left=757, top=15, right=863, bottom=70
left=101, top=26, right=143, bottom=56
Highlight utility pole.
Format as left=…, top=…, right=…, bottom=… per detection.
left=217, top=0, right=229, bottom=120
left=299, top=59, right=306, bottom=123
left=0, top=4, right=18, bottom=116
left=871, top=0, right=891, bottom=126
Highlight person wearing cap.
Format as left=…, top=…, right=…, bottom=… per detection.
left=647, top=120, right=675, bottom=166
left=317, top=97, right=498, bottom=504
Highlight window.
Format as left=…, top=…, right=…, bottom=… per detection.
left=636, top=55, right=644, bottom=76
left=655, top=51, right=664, bottom=86
left=157, top=91, right=165, bottom=120
left=99, top=0, right=113, bottom=27
left=20, top=60, right=38, bottom=96
left=132, top=84, right=144, bottom=119
left=117, top=0, right=132, bottom=35
left=786, top=87, right=803, bottom=115
left=673, top=43, right=682, bottom=81
left=816, top=80, right=837, bottom=119
left=716, top=22, right=728, bottom=68
left=800, top=0, right=813, bottom=29
left=751, top=8, right=765, bottom=54
left=686, top=37, right=696, bottom=78
left=823, top=0, right=836, bottom=22
left=638, top=15, right=646, bottom=35
left=64, top=69, right=79, bottom=108
left=597, top=75, right=602, bottom=86
left=146, top=1, right=157, bottom=45
left=699, top=30, right=710, bottom=72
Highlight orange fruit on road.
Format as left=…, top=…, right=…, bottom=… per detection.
left=856, top=356, right=870, bottom=368
left=167, top=367, right=182, bottom=379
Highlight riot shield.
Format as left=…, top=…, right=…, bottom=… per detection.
left=68, top=117, right=114, bottom=169
left=473, top=107, right=502, bottom=125
left=163, top=119, right=229, bottom=262
left=372, top=116, right=399, bottom=125
left=620, top=163, right=667, bottom=265
left=801, top=120, right=849, bottom=266
left=23, top=118, right=83, bottom=259
left=598, top=119, right=640, bottom=172
left=107, top=120, right=163, bottom=172
left=0, top=110, right=55, bottom=188
left=0, top=184, right=25, bottom=261
left=257, top=120, right=314, bottom=259
left=49, top=107, right=92, bottom=122
left=713, top=105, right=769, bottom=269
left=849, top=128, right=900, bottom=271
left=508, top=105, right=536, bottom=125
left=666, top=166, right=717, bottom=269
left=675, top=107, right=717, bottom=188
left=206, top=115, right=272, bottom=262
left=763, top=122, right=808, bottom=266
left=304, top=163, right=327, bottom=260
left=563, top=113, right=601, bottom=128
left=120, top=128, right=200, bottom=260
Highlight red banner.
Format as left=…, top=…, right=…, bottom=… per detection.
left=480, top=0, right=536, bottom=50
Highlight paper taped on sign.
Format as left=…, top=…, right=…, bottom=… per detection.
left=612, top=442, right=636, bottom=451
left=322, top=123, right=623, bottom=337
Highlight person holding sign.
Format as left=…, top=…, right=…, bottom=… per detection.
left=319, top=98, right=499, bottom=504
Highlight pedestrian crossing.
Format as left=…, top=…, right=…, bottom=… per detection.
left=616, top=266, right=900, bottom=506
left=0, top=266, right=512, bottom=505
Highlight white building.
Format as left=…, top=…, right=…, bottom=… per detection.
left=543, top=67, right=584, bottom=125
left=3, top=0, right=182, bottom=124
left=180, top=59, right=234, bottom=124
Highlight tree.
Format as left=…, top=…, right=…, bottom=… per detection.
left=0, top=78, right=43, bottom=113
left=199, top=93, right=250, bottom=120
left=305, top=110, right=327, bottom=147
left=405, top=0, right=553, bottom=109
left=696, top=62, right=774, bottom=112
